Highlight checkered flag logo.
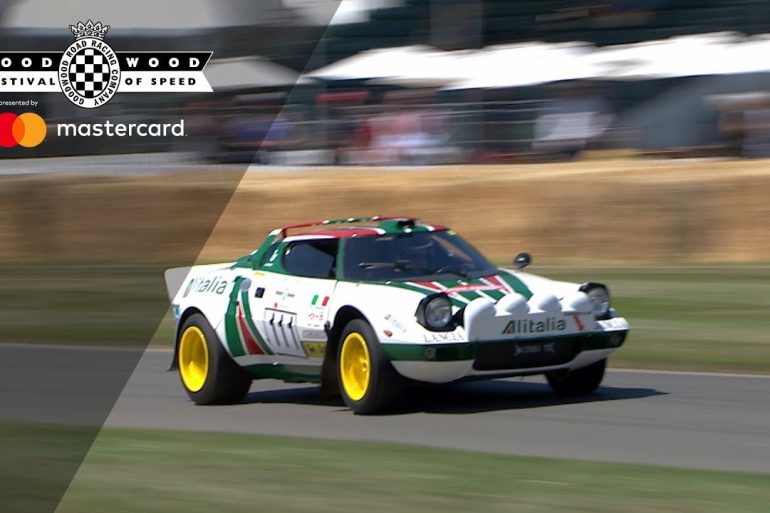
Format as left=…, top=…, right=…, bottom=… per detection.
left=68, top=48, right=111, bottom=99
left=59, top=19, right=120, bottom=108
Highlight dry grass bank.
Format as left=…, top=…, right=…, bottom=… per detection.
left=2, top=158, right=769, bottom=263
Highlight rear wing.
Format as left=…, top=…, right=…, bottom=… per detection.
left=164, top=266, right=193, bottom=301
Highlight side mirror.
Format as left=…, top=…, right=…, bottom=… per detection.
left=513, top=252, right=531, bottom=270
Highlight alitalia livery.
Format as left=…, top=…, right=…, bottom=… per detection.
left=165, top=216, right=629, bottom=414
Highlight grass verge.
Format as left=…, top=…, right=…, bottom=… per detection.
left=57, top=428, right=770, bottom=513
left=2, top=263, right=769, bottom=374
left=542, top=264, right=770, bottom=373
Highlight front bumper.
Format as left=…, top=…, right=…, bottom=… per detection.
left=382, top=319, right=628, bottom=383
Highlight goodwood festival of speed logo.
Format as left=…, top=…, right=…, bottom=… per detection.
left=0, top=20, right=212, bottom=109
left=59, top=20, right=120, bottom=108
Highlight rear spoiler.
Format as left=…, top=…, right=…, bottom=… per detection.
left=164, top=266, right=193, bottom=302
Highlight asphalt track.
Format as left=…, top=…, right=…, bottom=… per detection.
left=96, top=349, right=770, bottom=473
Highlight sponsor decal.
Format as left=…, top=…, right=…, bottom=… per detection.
left=0, top=112, right=46, bottom=147
left=0, top=20, right=212, bottom=108
left=502, top=317, right=567, bottom=335
left=183, top=275, right=228, bottom=297
left=384, top=313, right=408, bottom=334
left=306, top=308, right=326, bottom=328
left=423, top=331, right=465, bottom=343
left=55, top=119, right=186, bottom=137
left=273, top=289, right=295, bottom=309
left=300, top=329, right=326, bottom=341
left=302, top=342, right=326, bottom=357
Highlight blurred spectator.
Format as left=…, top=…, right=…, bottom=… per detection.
left=533, top=82, right=614, bottom=159
left=741, top=98, right=770, bottom=158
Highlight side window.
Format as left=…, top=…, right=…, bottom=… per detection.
left=282, top=240, right=338, bottom=279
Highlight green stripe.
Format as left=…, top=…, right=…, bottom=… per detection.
left=239, top=289, right=273, bottom=355
left=311, top=294, right=318, bottom=306
left=435, top=280, right=478, bottom=303
left=497, top=270, right=533, bottom=299
left=438, top=279, right=507, bottom=304
left=383, top=342, right=476, bottom=362
left=224, top=277, right=246, bottom=357
left=243, top=363, right=321, bottom=382
left=483, top=288, right=506, bottom=301
left=456, top=291, right=482, bottom=302
left=384, top=281, right=466, bottom=308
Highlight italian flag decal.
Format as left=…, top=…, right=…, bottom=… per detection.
left=311, top=294, right=329, bottom=306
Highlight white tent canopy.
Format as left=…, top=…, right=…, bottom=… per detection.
left=591, top=32, right=770, bottom=79
left=303, top=32, right=770, bottom=90
left=453, top=42, right=601, bottom=89
left=305, top=45, right=466, bottom=84
left=207, top=57, right=311, bottom=90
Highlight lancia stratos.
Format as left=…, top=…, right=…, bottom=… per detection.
left=165, top=216, right=629, bottom=414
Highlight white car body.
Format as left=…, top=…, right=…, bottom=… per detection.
left=166, top=217, right=629, bottom=386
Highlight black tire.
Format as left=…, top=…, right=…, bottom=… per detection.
left=337, top=319, right=404, bottom=414
left=546, top=359, right=606, bottom=396
left=177, top=313, right=251, bottom=405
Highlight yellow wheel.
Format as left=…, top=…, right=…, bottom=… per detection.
left=178, top=325, right=209, bottom=393
left=340, top=332, right=371, bottom=401
left=175, top=313, right=252, bottom=405
left=336, top=319, right=404, bottom=414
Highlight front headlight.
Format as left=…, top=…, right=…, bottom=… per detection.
left=416, top=294, right=454, bottom=331
left=580, top=283, right=611, bottom=319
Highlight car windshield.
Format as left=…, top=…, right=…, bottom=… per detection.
left=342, top=230, right=498, bottom=282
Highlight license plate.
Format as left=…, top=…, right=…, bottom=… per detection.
left=514, top=341, right=556, bottom=356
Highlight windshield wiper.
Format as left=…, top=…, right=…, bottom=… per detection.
left=358, top=260, right=410, bottom=270
left=359, top=260, right=471, bottom=279
left=434, top=266, right=472, bottom=280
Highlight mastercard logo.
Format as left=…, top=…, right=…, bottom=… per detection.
left=0, top=112, right=47, bottom=148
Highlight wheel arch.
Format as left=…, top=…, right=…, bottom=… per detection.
left=320, top=305, right=372, bottom=393
left=168, top=306, right=205, bottom=371
left=327, top=305, right=373, bottom=352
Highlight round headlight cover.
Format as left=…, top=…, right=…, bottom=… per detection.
left=582, top=284, right=610, bottom=319
left=423, top=294, right=453, bottom=329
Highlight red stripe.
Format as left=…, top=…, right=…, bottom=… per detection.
left=292, top=228, right=380, bottom=239
left=237, top=303, right=264, bottom=355
left=485, top=275, right=513, bottom=294
left=413, top=281, right=443, bottom=292
left=321, top=296, right=329, bottom=306
left=573, top=314, right=585, bottom=332
left=444, top=284, right=500, bottom=294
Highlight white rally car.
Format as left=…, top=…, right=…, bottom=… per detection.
left=165, top=216, right=629, bottom=414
